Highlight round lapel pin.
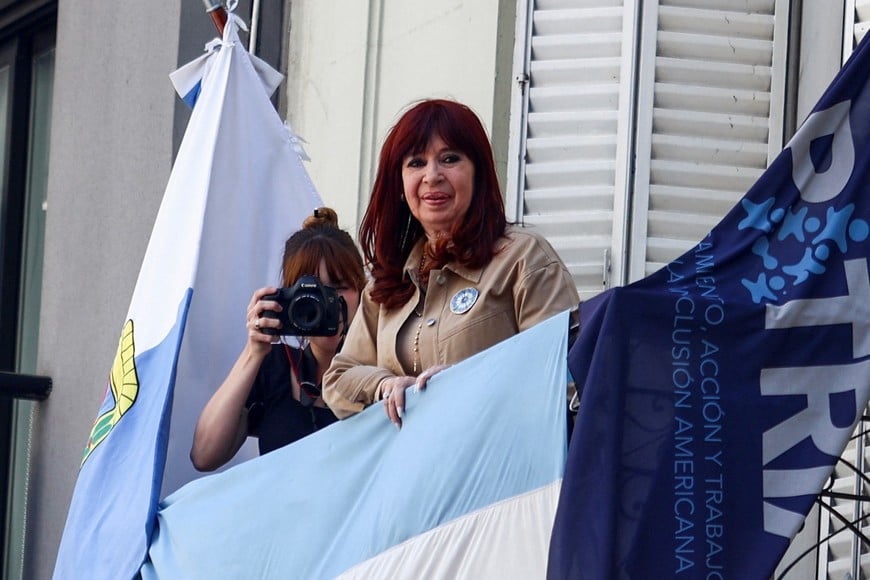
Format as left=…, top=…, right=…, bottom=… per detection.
left=450, top=287, right=479, bottom=314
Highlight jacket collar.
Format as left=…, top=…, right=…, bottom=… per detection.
left=403, top=239, right=484, bottom=285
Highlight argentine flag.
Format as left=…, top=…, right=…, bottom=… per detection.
left=53, top=16, right=320, bottom=579
left=140, top=311, right=571, bottom=579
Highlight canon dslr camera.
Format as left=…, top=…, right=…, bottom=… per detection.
left=261, top=275, right=346, bottom=336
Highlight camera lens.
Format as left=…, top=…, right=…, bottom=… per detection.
left=289, top=293, right=323, bottom=331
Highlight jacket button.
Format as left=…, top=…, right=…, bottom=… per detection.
left=436, top=274, right=446, bottom=285
left=426, top=318, right=436, bottom=327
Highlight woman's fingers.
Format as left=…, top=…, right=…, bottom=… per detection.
left=246, top=287, right=280, bottom=337
left=415, top=364, right=450, bottom=391
left=245, top=287, right=281, bottom=344
left=381, top=368, right=449, bottom=429
left=382, top=384, right=405, bottom=428
left=382, top=377, right=415, bottom=429
left=392, top=388, right=406, bottom=425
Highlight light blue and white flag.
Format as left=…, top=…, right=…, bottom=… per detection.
left=53, top=16, right=320, bottom=579
left=140, top=311, right=570, bottom=579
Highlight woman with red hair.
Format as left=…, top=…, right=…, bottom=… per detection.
left=323, top=99, right=578, bottom=427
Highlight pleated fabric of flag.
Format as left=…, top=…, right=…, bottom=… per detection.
left=53, top=16, right=320, bottom=579
left=549, top=31, right=870, bottom=580
left=140, top=311, right=570, bottom=580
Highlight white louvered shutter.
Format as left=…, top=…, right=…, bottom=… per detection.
left=628, top=0, right=789, bottom=280
left=507, top=0, right=638, bottom=301
left=508, top=0, right=790, bottom=299
left=816, top=5, right=870, bottom=579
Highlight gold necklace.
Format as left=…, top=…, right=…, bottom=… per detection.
left=417, top=250, right=428, bottom=284
left=412, top=317, right=423, bottom=375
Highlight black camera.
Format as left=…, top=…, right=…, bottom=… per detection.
left=261, top=275, right=347, bottom=336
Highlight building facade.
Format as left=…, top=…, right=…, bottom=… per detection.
left=0, top=1, right=864, bottom=578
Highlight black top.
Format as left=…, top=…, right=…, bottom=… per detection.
left=245, top=343, right=338, bottom=456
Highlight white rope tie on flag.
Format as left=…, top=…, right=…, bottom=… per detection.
left=220, top=0, right=249, bottom=46
left=229, top=14, right=248, bottom=33
left=204, top=38, right=222, bottom=54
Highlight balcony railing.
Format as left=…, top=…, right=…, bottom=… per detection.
left=0, top=371, right=52, bottom=400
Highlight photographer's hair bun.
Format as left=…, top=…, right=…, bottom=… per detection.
left=303, top=207, right=339, bottom=229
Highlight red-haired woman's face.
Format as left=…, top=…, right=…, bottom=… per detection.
left=401, top=135, right=474, bottom=241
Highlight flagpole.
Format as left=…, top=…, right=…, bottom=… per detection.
left=202, top=0, right=227, bottom=35
left=249, top=0, right=261, bottom=55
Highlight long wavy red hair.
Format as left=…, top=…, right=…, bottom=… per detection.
left=360, top=99, right=507, bottom=309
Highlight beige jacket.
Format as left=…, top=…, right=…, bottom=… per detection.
left=322, top=226, right=579, bottom=419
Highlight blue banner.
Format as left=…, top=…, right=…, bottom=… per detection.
left=550, top=33, right=870, bottom=579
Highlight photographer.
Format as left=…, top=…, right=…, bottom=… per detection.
left=190, top=208, right=365, bottom=471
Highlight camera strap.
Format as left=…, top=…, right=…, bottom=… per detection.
left=284, top=343, right=321, bottom=407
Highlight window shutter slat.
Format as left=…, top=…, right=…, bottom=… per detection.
left=627, top=0, right=786, bottom=282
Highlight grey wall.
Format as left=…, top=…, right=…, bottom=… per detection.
left=27, top=1, right=181, bottom=577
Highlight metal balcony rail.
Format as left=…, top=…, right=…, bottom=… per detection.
left=0, top=371, right=51, bottom=400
